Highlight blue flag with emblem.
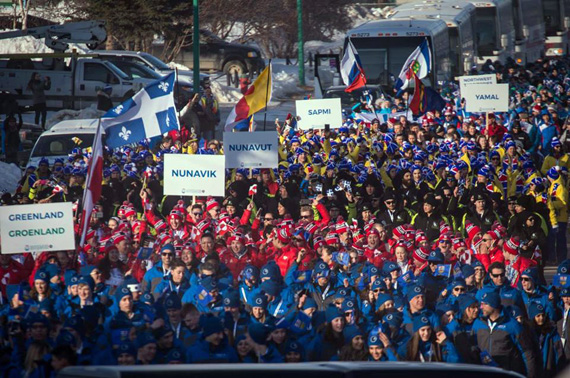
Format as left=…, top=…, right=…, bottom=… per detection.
left=102, top=72, right=180, bottom=149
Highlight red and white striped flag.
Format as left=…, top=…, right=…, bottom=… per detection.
left=79, top=120, right=104, bottom=247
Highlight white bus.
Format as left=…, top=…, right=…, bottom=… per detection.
left=543, top=0, right=570, bottom=56
left=465, top=0, right=516, bottom=65
left=512, top=0, right=545, bottom=64
left=389, top=0, right=477, bottom=78
left=345, top=18, right=451, bottom=90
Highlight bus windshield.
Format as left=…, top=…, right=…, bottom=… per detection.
left=543, top=0, right=562, bottom=35
left=475, top=7, right=498, bottom=55
left=349, top=36, right=427, bottom=87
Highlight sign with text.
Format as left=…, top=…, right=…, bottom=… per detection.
left=458, top=74, right=497, bottom=91
left=223, top=131, right=278, bottom=169
left=0, top=202, right=75, bottom=254
left=295, top=98, right=343, bottom=130
left=462, top=83, right=509, bottom=113
left=164, top=154, right=225, bottom=197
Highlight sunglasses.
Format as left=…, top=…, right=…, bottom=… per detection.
left=193, top=212, right=203, bottom=216
left=264, top=218, right=274, bottom=221
left=300, top=215, right=312, bottom=219
left=162, top=253, right=174, bottom=257
left=521, top=277, right=531, bottom=282
left=490, top=272, right=505, bottom=278
left=385, top=200, right=395, bottom=205
left=453, top=287, right=465, bottom=293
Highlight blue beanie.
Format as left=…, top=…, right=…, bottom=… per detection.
left=371, top=279, right=387, bottom=291
left=260, top=280, right=281, bottom=297
left=285, top=339, right=305, bottom=355
left=375, top=293, right=393, bottom=311
left=406, top=284, right=425, bottom=302
left=548, top=166, right=560, bottom=180
left=521, top=268, right=538, bottom=285
left=461, top=265, right=475, bottom=278
left=222, top=290, right=240, bottom=308
left=115, top=285, right=132, bottom=303
left=164, top=292, right=182, bottom=310
left=260, top=262, right=282, bottom=281
left=200, top=315, right=223, bottom=338
left=165, top=348, right=184, bottom=363
left=558, top=259, right=570, bottom=274
left=368, top=332, right=383, bottom=347
left=343, top=324, right=363, bottom=344
left=242, top=265, right=260, bottom=281
left=161, top=243, right=175, bottom=253
left=34, top=270, right=49, bottom=283
left=201, top=276, right=218, bottom=292
left=427, top=249, right=444, bottom=263
left=412, top=315, right=432, bottom=332
left=561, top=288, right=570, bottom=297
left=480, top=291, right=502, bottom=309
left=56, top=329, right=76, bottom=347
left=252, top=292, right=268, bottom=309
left=382, top=312, right=403, bottom=329
left=382, top=262, right=399, bottom=276
left=115, top=341, right=137, bottom=358
left=136, top=332, right=156, bottom=349
left=528, top=302, right=546, bottom=320
left=77, top=275, right=95, bottom=291
left=341, top=298, right=357, bottom=313
left=325, top=304, right=342, bottom=323
left=302, top=297, right=318, bottom=310
left=552, top=137, right=562, bottom=148
left=393, top=295, right=405, bottom=310
left=457, top=294, right=478, bottom=315
left=248, top=322, right=273, bottom=345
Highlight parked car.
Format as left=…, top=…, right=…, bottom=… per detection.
left=152, top=29, right=265, bottom=77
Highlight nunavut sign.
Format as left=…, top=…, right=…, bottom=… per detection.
left=295, top=98, right=343, bottom=130
left=223, top=131, right=278, bottom=169
left=0, top=202, right=75, bottom=254
left=164, top=154, right=225, bottom=197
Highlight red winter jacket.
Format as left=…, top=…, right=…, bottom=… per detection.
left=0, top=260, right=25, bottom=297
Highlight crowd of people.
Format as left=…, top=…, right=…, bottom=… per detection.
left=2, top=56, right=570, bottom=377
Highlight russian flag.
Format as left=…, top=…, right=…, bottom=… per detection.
left=340, top=39, right=367, bottom=93
left=225, top=64, right=272, bottom=131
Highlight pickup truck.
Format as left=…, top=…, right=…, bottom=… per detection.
left=0, top=53, right=149, bottom=110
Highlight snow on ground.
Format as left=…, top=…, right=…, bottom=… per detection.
left=45, top=105, right=103, bottom=130
left=0, top=161, right=22, bottom=194
left=0, top=30, right=89, bottom=54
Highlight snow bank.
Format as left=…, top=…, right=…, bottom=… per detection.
left=0, top=30, right=88, bottom=54
left=168, top=62, right=191, bottom=71
left=210, top=80, right=243, bottom=103
left=45, top=105, right=103, bottom=130
left=0, top=161, right=22, bottom=194
left=272, top=64, right=303, bottom=99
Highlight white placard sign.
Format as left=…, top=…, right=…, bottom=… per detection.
left=223, top=131, right=278, bottom=169
left=295, top=98, right=343, bottom=130
left=462, top=83, right=509, bottom=113
left=0, top=202, right=75, bottom=254
left=458, top=74, right=497, bottom=91
left=164, top=154, right=225, bottom=197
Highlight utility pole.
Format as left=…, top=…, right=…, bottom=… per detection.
left=193, top=0, right=200, bottom=93
left=297, top=0, right=305, bottom=86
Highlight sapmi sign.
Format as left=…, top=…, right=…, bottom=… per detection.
left=0, top=202, right=75, bottom=254
left=164, top=154, right=225, bottom=197
left=223, top=131, right=278, bottom=169
left=462, top=83, right=509, bottom=113
left=295, top=98, right=343, bottom=130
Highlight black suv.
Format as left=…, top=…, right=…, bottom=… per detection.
left=167, top=30, right=265, bottom=77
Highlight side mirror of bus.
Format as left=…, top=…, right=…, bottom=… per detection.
left=565, top=17, right=570, bottom=29
left=522, top=26, right=529, bottom=38
left=500, top=34, right=508, bottom=49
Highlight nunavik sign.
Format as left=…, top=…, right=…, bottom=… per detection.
left=224, top=131, right=278, bottom=169
left=164, top=154, right=225, bottom=197
left=0, top=202, right=75, bottom=254
left=295, top=98, right=342, bottom=130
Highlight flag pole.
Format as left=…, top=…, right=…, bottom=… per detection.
left=263, top=60, right=272, bottom=131
left=176, top=68, right=181, bottom=120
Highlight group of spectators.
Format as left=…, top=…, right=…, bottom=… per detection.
left=2, top=56, right=570, bottom=377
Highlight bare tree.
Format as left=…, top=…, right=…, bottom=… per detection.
left=17, top=0, right=32, bottom=30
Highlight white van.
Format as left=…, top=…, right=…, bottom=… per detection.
left=27, top=118, right=99, bottom=167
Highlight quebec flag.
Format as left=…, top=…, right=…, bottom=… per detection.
left=102, top=72, right=180, bottom=149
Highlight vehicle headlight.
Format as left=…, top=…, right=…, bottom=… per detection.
left=247, top=51, right=257, bottom=58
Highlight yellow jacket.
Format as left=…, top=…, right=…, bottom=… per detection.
left=548, top=176, right=568, bottom=226
left=541, top=154, right=570, bottom=175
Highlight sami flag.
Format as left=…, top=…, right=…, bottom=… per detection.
left=340, top=39, right=367, bottom=93
left=225, top=64, right=272, bottom=131
left=409, top=73, right=446, bottom=117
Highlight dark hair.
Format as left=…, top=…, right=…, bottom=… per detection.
left=170, top=259, right=186, bottom=270
left=51, top=344, right=77, bottom=366
left=488, top=261, right=505, bottom=273
left=405, top=331, right=442, bottom=362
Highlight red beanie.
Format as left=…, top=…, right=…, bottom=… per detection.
left=465, top=222, right=481, bottom=241
left=276, top=228, right=291, bottom=245
left=503, top=237, right=520, bottom=255
left=206, top=198, right=220, bottom=212
left=413, top=247, right=429, bottom=264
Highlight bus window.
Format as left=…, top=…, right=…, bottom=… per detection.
left=543, top=0, right=563, bottom=35
left=448, top=27, right=459, bottom=76
left=475, top=7, right=498, bottom=55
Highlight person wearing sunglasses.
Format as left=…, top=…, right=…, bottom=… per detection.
left=142, top=244, right=175, bottom=293
left=519, top=268, right=556, bottom=321
left=376, top=191, right=410, bottom=238
left=477, top=261, right=525, bottom=311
